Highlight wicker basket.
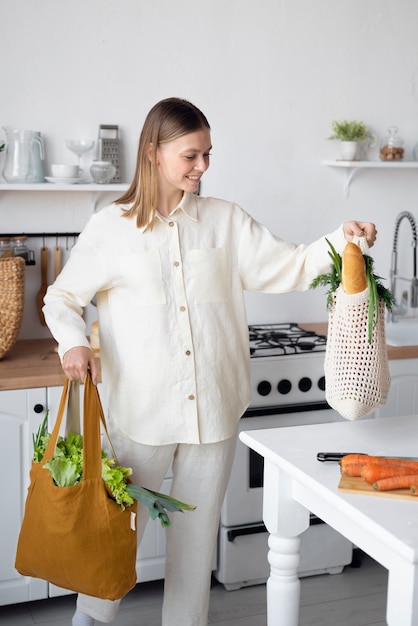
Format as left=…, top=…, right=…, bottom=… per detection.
left=0, top=256, right=25, bottom=359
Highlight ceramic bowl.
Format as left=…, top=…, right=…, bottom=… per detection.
left=90, top=160, right=116, bottom=184
left=51, top=164, right=81, bottom=178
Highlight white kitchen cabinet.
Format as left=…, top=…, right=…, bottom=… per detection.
left=0, top=387, right=49, bottom=605
left=371, top=358, right=418, bottom=418
left=0, top=385, right=79, bottom=604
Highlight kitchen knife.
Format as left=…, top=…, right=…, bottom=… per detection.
left=317, top=452, right=418, bottom=462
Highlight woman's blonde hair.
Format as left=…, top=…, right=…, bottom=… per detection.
left=116, top=98, right=210, bottom=228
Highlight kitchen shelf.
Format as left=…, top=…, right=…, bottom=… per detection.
left=0, top=182, right=129, bottom=191
left=323, top=160, right=418, bottom=198
left=0, top=182, right=130, bottom=211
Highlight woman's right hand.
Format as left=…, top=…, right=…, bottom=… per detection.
left=62, top=346, right=98, bottom=385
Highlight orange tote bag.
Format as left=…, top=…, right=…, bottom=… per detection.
left=15, top=372, right=138, bottom=600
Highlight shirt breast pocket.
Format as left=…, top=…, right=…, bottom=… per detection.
left=187, top=248, right=228, bottom=303
left=119, top=251, right=166, bottom=307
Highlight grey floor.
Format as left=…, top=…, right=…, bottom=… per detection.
left=0, top=552, right=388, bottom=626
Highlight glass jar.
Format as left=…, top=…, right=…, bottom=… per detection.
left=380, top=126, right=404, bottom=161
left=90, top=160, right=116, bottom=184
left=12, top=236, right=29, bottom=261
left=12, top=236, right=35, bottom=265
left=0, top=237, right=12, bottom=258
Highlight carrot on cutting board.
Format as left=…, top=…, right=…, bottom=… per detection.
left=340, top=463, right=364, bottom=477
left=373, top=475, right=418, bottom=492
left=340, top=454, right=370, bottom=468
left=361, top=464, right=418, bottom=485
left=340, top=454, right=371, bottom=473
left=340, top=454, right=418, bottom=474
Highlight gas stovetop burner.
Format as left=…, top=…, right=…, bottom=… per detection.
left=248, top=323, right=326, bottom=357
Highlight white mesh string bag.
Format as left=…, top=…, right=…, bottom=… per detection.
left=324, top=237, right=391, bottom=420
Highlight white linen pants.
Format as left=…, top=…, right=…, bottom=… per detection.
left=77, top=425, right=238, bottom=625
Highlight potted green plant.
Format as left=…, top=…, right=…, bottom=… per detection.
left=328, top=120, right=374, bottom=161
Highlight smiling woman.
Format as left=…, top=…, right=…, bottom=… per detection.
left=116, top=98, right=212, bottom=228
left=153, top=128, right=212, bottom=213
left=42, top=97, right=377, bottom=626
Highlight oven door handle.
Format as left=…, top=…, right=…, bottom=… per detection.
left=226, top=515, right=326, bottom=542
left=227, top=524, right=266, bottom=542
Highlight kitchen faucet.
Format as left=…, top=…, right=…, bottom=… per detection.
left=389, top=210, right=418, bottom=322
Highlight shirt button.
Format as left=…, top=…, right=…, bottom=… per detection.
left=173, top=261, right=180, bottom=267
left=168, top=221, right=175, bottom=227
left=188, top=394, right=195, bottom=401
left=185, top=350, right=191, bottom=356
left=180, top=306, right=186, bottom=312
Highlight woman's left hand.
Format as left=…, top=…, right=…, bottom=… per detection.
left=343, top=221, right=377, bottom=248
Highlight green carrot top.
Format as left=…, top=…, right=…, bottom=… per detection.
left=310, top=239, right=394, bottom=343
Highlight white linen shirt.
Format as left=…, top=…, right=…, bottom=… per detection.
left=43, top=192, right=346, bottom=445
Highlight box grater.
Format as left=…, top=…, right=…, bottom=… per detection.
left=98, top=125, right=121, bottom=182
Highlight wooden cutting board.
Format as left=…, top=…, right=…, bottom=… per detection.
left=36, top=246, right=49, bottom=326
left=338, top=473, right=418, bottom=501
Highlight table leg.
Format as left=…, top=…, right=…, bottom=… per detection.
left=387, top=561, right=418, bottom=625
left=263, top=459, right=310, bottom=626
left=267, top=534, right=303, bottom=625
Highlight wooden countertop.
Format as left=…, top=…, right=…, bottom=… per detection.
left=301, top=322, right=418, bottom=360
left=0, top=339, right=101, bottom=391
left=0, top=326, right=417, bottom=391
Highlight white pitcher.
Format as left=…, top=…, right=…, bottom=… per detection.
left=2, top=128, right=45, bottom=183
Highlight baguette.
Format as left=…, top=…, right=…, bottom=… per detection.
left=341, top=241, right=367, bottom=294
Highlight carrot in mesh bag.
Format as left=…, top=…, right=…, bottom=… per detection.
left=310, top=238, right=394, bottom=420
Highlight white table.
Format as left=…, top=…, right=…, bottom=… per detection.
left=240, top=415, right=418, bottom=626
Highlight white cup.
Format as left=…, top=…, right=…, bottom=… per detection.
left=51, top=164, right=81, bottom=178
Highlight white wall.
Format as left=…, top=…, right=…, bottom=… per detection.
left=1, top=0, right=418, bottom=339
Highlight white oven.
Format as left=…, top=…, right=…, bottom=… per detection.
left=214, top=324, right=353, bottom=591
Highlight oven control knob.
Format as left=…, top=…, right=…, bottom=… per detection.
left=277, top=379, right=292, bottom=395
left=318, top=376, right=326, bottom=391
left=298, top=377, right=312, bottom=392
left=257, top=380, right=272, bottom=396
